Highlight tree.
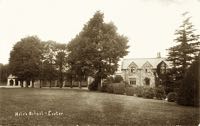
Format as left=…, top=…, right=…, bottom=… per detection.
left=67, top=35, right=93, bottom=88
left=167, top=12, right=200, bottom=80
left=177, top=54, right=199, bottom=106
left=55, top=43, right=68, bottom=88
left=67, top=11, right=129, bottom=90
left=40, top=41, right=57, bottom=88
left=9, top=36, right=42, bottom=88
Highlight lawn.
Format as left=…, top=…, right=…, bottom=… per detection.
left=0, top=88, right=199, bottom=126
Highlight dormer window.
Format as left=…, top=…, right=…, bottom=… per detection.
left=142, top=61, right=152, bottom=73
left=145, top=69, right=150, bottom=73
left=128, top=62, right=137, bottom=74
left=130, top=67, right=136, bottom=73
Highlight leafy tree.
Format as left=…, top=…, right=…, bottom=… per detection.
left=167, top=12, right=200, bottom=80
left=67, top=11, right=129, bottom=90
left=67, top=35, right=93, bottom=88
left=9, top=36, right=42, bottom=87
left=40, top=41, right=57, bottom=88
left=55, top=43, right=68, bottom=88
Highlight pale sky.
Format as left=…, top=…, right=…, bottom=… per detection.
left=0, top=0, right=200, bottom=64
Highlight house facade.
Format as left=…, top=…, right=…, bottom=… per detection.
left=121, top=56, right=170, bottom=87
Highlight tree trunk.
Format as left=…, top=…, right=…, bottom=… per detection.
left=49, top=80, right=52, bottom=88
left=26, top=80, right=29, bottom=88
left=39, top=80, right=42, bottom=88
left=70, top=78, right=73, bottom=88
left=31, top=80, right=34, bottom=88
left=20, top=80, right=23, bottom=88
left=79, top=81, right=82, bottom=89
left=59, top=79, right=63, bottom=88
left=96, top=77, right=101, bottom=90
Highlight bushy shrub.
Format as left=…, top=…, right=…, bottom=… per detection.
left=167, top=92, right=177, bottom=102
left=164, top=80, right=176, bottom=95
left=154, top=86, right=166, bottom=100
left=99, top=82, right=107, bottom=92
left=105, top=76, right=114, bottom=83
left=134, top=86, right=143, bottom=97
left=142, top=87, right=155, bottom=99
left=88, top=80, right=98, bottom=91
left=106, top=85, right=113, bottom=93
left=125, top=87, right=135, bottom=96
left=177, top=60, right=199, bottom=107
left=113, top=75, right=123, bottom=83
left=106, top=83, right=114, bottom=93
left=124, top=81, right=130, bottom=87
left=113, top=83, right=125, bottom=95
left=99, top=82, right=125, bottom=94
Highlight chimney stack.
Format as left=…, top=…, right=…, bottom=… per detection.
left=157, top=52, right=161, bottom=58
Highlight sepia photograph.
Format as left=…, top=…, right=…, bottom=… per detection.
left=0, top=0, right=200, bottom=125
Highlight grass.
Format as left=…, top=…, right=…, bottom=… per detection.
left=0, top=88, right=199, bottom=126
left=0, top=82, right=6, bottom=86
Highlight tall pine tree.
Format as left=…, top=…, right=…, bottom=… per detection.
left=167, top=12, right=200, bottom=80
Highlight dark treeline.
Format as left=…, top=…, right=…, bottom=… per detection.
left=7, top=11, right=129, bottom=89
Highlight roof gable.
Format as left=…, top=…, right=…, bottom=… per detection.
left=142, top=61, right=153, bottom=68
left=128, top=61, right=138, bottom=68
left=158, top=61, right=169, bottom=68
left=8, top=74, right=17, bottom=79
left=121, top=58, right=170, bottom=69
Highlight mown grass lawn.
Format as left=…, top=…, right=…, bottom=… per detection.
left=0, top=88, right=199, bottom=126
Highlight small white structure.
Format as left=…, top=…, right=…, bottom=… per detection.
left=87, top=76, right=94, bottom=86
left=7, top=74, right=34, bottom=87
left=7, top=74, right=20, bottom=87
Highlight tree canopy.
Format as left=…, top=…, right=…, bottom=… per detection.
left=9, top=36, right=42, bottom=87
left=67, top=11, right=129, bottom=90
left=9, top=35, right=69, bottom=88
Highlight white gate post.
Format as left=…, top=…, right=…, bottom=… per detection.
left=7, top=79, right=10, bottom=86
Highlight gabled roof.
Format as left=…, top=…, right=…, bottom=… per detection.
left=128, top=61, right=138, bottom=68
left=121, top=58, right=170, bottom=69
left=142, top=61, right=154, bottom=69
left=8, top=74, right=17, bottom=79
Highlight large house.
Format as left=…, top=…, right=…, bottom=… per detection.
left=120, top=54, right=170, bottom=87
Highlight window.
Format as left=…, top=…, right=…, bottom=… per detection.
left=130, top=67, right=136, bottom=73
left=130, top=78, right=136, bottom=85
left=145, top=68, right=151, bottom=73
